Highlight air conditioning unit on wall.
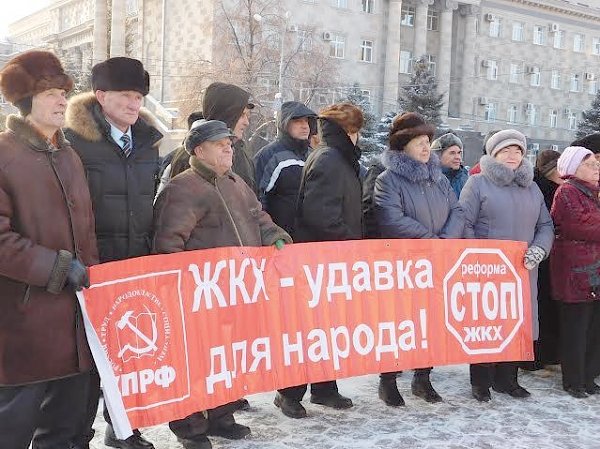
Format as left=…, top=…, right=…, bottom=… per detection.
left=585, top=72, right=595, bottom=81
left=549, top=23, right=560, bottom=33
left=481, top=59, right=491, bottom=68
left=322, top=31, right=333, bottom=41
left=485, top=13, right=496, bottom=21
left=288, top=24, right=299, bottom=33
left=478, top=97, right=489, bottom=105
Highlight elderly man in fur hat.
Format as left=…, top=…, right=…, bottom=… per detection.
left=0, top=50, right=98, bottom=448
left=64, top=57, right=162, bottom=449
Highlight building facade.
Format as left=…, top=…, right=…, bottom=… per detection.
left=5, top=0, right=600, bottom=146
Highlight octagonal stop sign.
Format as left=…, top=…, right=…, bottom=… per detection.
left=443, top=248, right=524, bottom=355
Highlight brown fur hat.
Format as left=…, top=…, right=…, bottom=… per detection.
left=0, top=50, right=73, bottom=104
left=389, top=112, right=435, bottom=152
left=319, top=102, right=364, bottom=134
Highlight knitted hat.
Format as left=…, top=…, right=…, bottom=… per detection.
left=535, top=149, right=561, bottom=176
left=431, top=133, right=463, bottom=154
left=571, top=133, right=600, bottom=154
left=92, top=57, right=150, bottom=95
left=485, top=129, right=527, bottom=157
left=185, top=120, right=235, bottom=155
left=0, top=50, right=73, bottom=104
left=389, top=112, right=435, bottom=152
left=557, top=146, right=593, bottom=177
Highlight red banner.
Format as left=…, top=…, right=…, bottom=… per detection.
left=80, top=239, right=532, bottom=431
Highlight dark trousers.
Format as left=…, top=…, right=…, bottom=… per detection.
left=470, top=362, right=518, bottom=389
left=169, top=401, right=239, bottom=440
left=380, top=367, right=431, bottom=380
left=277, top=380, right=339, bottom=402
left=537, top=260, right=560, bottom=364
left=560, top=301, right=600, bottom=390
left=0, top=372, right=90, bottom=449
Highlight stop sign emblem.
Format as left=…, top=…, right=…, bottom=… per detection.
left=443, top=248, right=524, bottom=355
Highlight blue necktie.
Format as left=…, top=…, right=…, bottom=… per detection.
left=120, top=134, right=132, bottom=158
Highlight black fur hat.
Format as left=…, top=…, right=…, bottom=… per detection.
left=91, top=57, right=149, bottom=95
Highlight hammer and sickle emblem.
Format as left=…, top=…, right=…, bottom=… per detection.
left=117, top=306, right=158, bottom=360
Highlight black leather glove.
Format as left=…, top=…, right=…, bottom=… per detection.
left=66, top=259, right=90, bottom=291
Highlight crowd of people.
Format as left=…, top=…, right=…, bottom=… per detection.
left=0, top=49, right=598, bottom=449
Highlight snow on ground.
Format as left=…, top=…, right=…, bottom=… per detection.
left=90, top=364, right=600, bottom=449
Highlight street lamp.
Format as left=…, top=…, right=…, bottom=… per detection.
left=253, top=11, right=292, bottom=106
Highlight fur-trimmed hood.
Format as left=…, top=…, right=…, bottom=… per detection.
left=6, top=114, right=69, bottom=152
left=382, top=149, right=443, bottom=183
left=480, top=155, right=534, bottom=187
left=65, top=92, right=161, bottom=144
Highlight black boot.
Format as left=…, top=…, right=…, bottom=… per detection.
left=176, top=436, right=213, bottom=449
left=378, top=375, right=405, bottom=406
left=104, top=426, right=155, bottom=449
left=585, top=382, right=600, bottom=395
left=274, top=392, right=307, bottom=418
left=471, top=386, right=491, bottom=402
left=492, top=383, right=531, bottom=398
left=237, top=398, right=250, bottom=411
left=206, top=413, right=250, bottom=440
left=411, top=373, right=443, bottom=403
left=310, top=391, right=353, bottom=409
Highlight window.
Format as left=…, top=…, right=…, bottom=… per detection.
left=530, top=143, right=540, bottom=155
left=509, top=63, right=521, bottom=83
left=533, top=25, right=545, bottom=45
left=551, top=69, right=561, bottom=89
left=568, top=111, right=578, bottom=130
left=296, top=30, right=313, bottom=52
left=512, top=22, right=524, bottom=41
left=593, top=37, right=600, bottom=55
left=426, top=54, right=437, bottom=76
left=570, top=73, right=581, bottom=92
left=507, top=104, right=518, bottom=124
left=527, top=104, right=537, bottom=126
left=590, top=80, right=598, bottom=95
left=487, top=60, right=498, bottom=80
left=549, top=109, right=558, bottom=128
left=485, top=102, right=497, bottom=122
left=551, top=144, right=559, bottom=151
left=329, top=34, right=345, bottom=58
left=362, top=0, right=374, bottom=13
left=333, top=0, right=348, bottom=8
left=360, top=40, right=373, bottom=62
left=427, top=7, right=439, bottom=31
left=554, top=30, right=565, bottom=49
left=489, top=17, right=501, bottom=38
left=530, top=67, right=541, bottom=87
left=574, top=33, right=585, bottom=52
left=400, top=50, right=412, bottom=73
left=401, top=5, right=415, bottom=26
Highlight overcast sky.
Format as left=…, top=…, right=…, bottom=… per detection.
left=0, top=1, right=50, bottom=39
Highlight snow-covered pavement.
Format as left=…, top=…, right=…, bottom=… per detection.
left=90, top=364, right=600, bottom=449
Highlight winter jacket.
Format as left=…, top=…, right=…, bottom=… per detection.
left=550, top=178, right=600, bottom=303
left=459, top=155, right=555, bottom=339
left=254, top=102, right=316, bottom=234
left=362, top=159, right=385, bottom=238
left=294, top=118, right=363, bottom=242
left=64, top=92, right=163, bottom=263
left=374, top=151, right=464, bottom=239
left=0, top=116, right=98, bottom=385
left=443, top=165, right=469, bottom=199
left=153, top=156, right=291, bottom=253
left=203, top=83, right=257, bottom=194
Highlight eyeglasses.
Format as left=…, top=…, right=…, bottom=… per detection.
left=581, top=161, right=600, bottom=170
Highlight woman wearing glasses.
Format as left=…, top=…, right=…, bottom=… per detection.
left=550, top=146, right=600, bottom=398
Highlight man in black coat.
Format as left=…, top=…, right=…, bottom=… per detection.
left=254, top=101, right=317, bottom=235
left=64, top=57, right=162, bottom=449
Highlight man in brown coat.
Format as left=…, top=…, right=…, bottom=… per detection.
left=0, top=51, right=98, bottom=449
left=154, top=119, right=291, bottom=449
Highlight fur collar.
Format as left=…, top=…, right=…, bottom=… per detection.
left=480, top=155, right=534, bottom=187
left=6, top=115, right=69, bottom=152
left=382, top=149, right=443, bottom=183
left=65, top=91, right=160, bottom=143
